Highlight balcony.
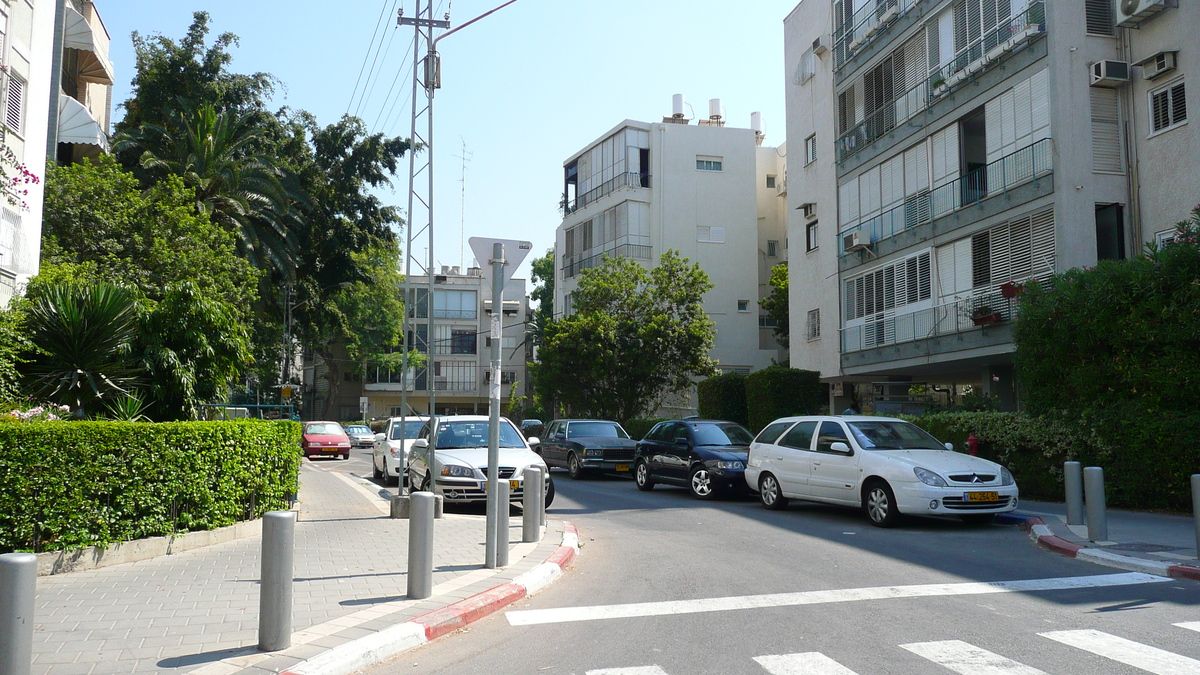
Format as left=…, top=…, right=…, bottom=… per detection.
left=833, top=0, right=918, bottom=74
left=839, top=138, right=1053, bottom=257
left=836, top=1, right=1046, bottom=165
left=561, top=244, right=652, bottom=279
left=563, top=172, right=650, bottom=216
left=841, top=290, right=1018, bottom=355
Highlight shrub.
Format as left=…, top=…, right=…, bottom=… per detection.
left=0, top=420, right=301, bottom=552
left=624, top=417, right=670, bottom=441
left=697, top=372, right=748, bottom=427
left=744, top=366, right=824, bottom=432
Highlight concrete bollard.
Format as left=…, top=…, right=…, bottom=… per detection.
left=258, top=511, right=296, bottom=652
left=1064, top=461, right=1084, bottom=526
left=523, top=467, right=543, bottom=543
left=390, top=494, right=444, bottom=519
left=497, top=480, right=510, bottom=568
left=1084, top=466, right=1108, bottom=542
left=1192, top=474, right=1200, bottom=560
left=407, top=492, right=436, bottom=599
left=0, top=552, right=36, bottom=675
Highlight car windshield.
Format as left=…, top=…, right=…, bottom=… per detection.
left=847, top=421, right=945, bottom=450
left=568, top=422, right=629, bottom=439
left=690, top=423, right=754, bottom=446
left=434, top=421, right=526, bottom=449
left=391, top=421, right=426, bottom=440
left=344, top=426, right=370, bottom=435
left=305, top=423, right=344, bottom=436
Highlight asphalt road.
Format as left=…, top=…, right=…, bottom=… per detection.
left=333, top=455, right=1200, bottom=674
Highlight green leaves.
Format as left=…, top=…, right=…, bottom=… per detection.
left=759, top=262, right=790, bottom=349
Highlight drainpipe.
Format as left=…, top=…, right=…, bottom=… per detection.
left=1119, top=27, right=1143, bottom=251
left=46, top=0, right=68, bottom=159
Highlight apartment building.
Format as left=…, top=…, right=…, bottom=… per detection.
left=49, top=0, right=112, bottom=164
left=0, top=0, right=55, bottom=306
left=554, top=101, right=788, bottom=413
left=785, top=0, right=1194, bottom=413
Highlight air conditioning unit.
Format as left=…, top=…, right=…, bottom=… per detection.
left=1090, top=60, right=1130, bottom=88
left=843, top=231, right=871, bottom=252
left=1117, top=0, right=1169, bottom=26
left=1141, top=51, right=1177, bottom=80
left=812, top=35, right=831, bottom=55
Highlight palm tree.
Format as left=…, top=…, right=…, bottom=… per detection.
left=113, top=103, right=301, bottom=276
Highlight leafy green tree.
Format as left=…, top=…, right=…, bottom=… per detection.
left=0, top=307, right=29, bottom=404
left=759, top=262, right=789, bottom=349
left=533, top=251, right=717, bottom=423
left=528, top=248, right=555, bottom=347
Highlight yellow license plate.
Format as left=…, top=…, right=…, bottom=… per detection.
left=615, top=464, right=630, bottom=472
left=965, top=491, right=1000, bottom=502
left=482, top=480, right=521, bottom=490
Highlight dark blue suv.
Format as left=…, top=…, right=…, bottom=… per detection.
left=634, top=419, right=753, bottom=499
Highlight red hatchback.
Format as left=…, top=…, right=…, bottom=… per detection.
left=302, top=421, right=352, bottom=460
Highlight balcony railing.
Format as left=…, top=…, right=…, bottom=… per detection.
left=839, top=138, right=1052, bottom=255
left=563, top=172, right=650, bottom=215
left=841, top=290, right=1016, bottom=354
left=836, top=1, right=1046, bottom=164
left=433, top=308, right=477, bottom=320
left=562, top=245, right=652, bottom=279
left=833, top=0, right=916, bottom=71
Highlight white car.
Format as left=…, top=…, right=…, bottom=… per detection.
left=744, top=415, right=1018, bottom=527
left=406, top=415, right=554, bottom=506
left=372, top=416, right=429, bottom=487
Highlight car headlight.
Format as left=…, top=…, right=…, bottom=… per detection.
left=914, top=467, right=948, bottom=487
left=441, top=464, right=476, bottom=478
left=307, top=442, right=320, bottom=448
left=1000, top=466, right=1015, bottom=486
left=715, top=460, right=745, bottom=470
left=584, top=448, right=604, bottom=458
left=338, top=442, right=351, bottom=448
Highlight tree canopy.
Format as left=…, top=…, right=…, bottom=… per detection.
left=759, top=262, right=789, bottom=349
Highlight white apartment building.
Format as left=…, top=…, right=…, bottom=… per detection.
left=0, top=0, right=56, bottom=306
left=785, top=0, right=1195, bottom=413
left=554, top=102, right=788, bottom=413
left=49, top=0, right=112, bottom=165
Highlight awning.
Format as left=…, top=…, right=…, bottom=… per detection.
left=57, top=95, right=109, bottom=151
left=63, top=6, right=114, bottom=85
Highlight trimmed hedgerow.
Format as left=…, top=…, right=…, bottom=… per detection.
left=0, top=420, right=301, bottom=553
left=623, top=418, right=670, bottom=441
left=697, top=372, right=749, bottom=427
left=744, top=366, right=824, bottom=433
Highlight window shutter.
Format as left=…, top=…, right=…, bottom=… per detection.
left=840, top=176, right=860, bottom=226
left=1152, top=89, right=1170, bottom=131
left=5, top=76, right=22, bottom=134
left=1085, top=0, right=1114, bottom=35
left=1031, top=209, right=1056, bottom=279
left=1171, top=82, right=1188, bottom=125
left=1090, top=87, right=1122, bottom=173
left=971, top=232, right=992, bottom=288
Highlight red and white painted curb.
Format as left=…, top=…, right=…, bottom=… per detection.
left=280, top=522, right=580, bottom=675
left=1018, top=516, right=1200, bottom=582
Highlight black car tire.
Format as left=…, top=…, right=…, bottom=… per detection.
left=960, top=513, right=995, bottom=526
left=372, top=456, right=383, bottom=480
left=864, top=480, right=901, bottom=528
left=634, top=460, right=655, bottom=491
left=567, top=452, right=586, bottom=480
left=759, top=473, right=789, bottom=510
left=545, top=476, right=556, bottom=508
left=689, top=465, right=718, bottom=500
left=341, top=452, right=350, bottom=460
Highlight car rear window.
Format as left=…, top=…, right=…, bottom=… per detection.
left=345, top=426, right=370, bottom=434
left=305, top=423, right=344, bottom=435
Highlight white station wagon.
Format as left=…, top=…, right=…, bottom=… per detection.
left=744, top=416, right=1018, bottom=527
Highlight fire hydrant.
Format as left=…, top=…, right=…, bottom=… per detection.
left=967, top=432, right=979, bottom=456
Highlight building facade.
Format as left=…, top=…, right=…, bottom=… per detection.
left=49, top=0, right=112, bottom=164
left=785, top=0, right=1194, bottom=413
left=554, top=106, right=788, bottom=414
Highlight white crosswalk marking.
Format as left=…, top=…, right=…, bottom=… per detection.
left=585, top=667, right=669, bottom=675
left=754, top=652, right=860, bottom=675
left=1040, top=629, right=1200, bottom=674
left=1176, top=622, right=1200, bottom=634
left=900, top=640, right=1049, bottom=674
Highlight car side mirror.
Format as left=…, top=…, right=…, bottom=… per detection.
left=527, top=437, right=540, bottom=447
left=412, top=439, right=429, bottom=449
left=830, top=441, right=852, bottom=454
left=944, top=442, right=954, bottom=451
left=375, top=433, right=386, bottom=442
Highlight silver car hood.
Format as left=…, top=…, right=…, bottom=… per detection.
left=437, top=446, right=546, bottom=469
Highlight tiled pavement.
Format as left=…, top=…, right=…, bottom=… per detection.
left=31, top=461, right=565, bottom=674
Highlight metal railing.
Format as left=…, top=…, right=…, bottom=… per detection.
left=563, top=172, right=650, bottom=215
left=833, top=0, right=915, bottom=71
left=841, top=291, right=1015, bottom=353
left=432, top=308, right=477, bottom=320
left=836, top=1, right=1046, bottom=163
left=562, top=245, right=652, bottom=279
left=839, top=138, right=1052, bottom=255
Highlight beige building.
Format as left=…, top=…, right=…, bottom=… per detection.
left=49, top=0, right=112, bottom=164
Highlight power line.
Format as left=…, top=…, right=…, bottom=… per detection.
left=371, top=36, right=417, bottom=131
left=346, top=0, right=393, bottom=117
left=355, top=0, right=405, bottom=120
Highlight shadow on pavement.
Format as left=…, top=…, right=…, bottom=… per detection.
left=158, top=645, right=261, bottom=668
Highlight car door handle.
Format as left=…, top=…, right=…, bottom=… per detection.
left=775, top=456, right=783, bottom=460
left=813, top=461, right=821, bottom=466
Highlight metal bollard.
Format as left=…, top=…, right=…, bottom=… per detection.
left=523, top=467, right=543, bottom=543
left=1192, top=474, right=1200, bottom=560
left=407, top=492, right=435, bottom=599
left=0, top=552, right=36, bottom=675
left=1064, top=461, right=1084, bottom=526
left=258, top=511, right=295, bottom=652
left=1084, top=466, right=1108, bottom=542
left=497, top=480, right=510, bottom=567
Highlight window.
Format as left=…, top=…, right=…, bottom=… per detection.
left=767, top=240, right=779, bottom=257
left=838, top=88, right=855, bottom=135
left=1150, top=81, right=1187, bottom=134
left=805, top=134, right=818, bottom=165
left=766, top=175, right=777, bottom=188
left=696, top=156, right=723, bottom=171
left=737, top=300, right=750, bottom=312
left=5, top=74, right=23, bottom=135
left=806, top=221, right=819, bottom=252
left=816, top=421, right=851, bottom=454
left=843, top=251, right=932, bottom=322
left=450, top=329, right=477, bottom=355
left=807, top=309, right=821, bottom=341
left=1156, top=229, right=1177, bottom=247
left=1085, top=0, right=1114, bottom=35
left=433, top=289, right=477, bottom=319
left=697, top=226, right=726, bottom=243
left=754, top=421, right=794, bottom=445
left=780, top=421, right=817, bottom=450
left=1091, top=87, right=1122, bottom=173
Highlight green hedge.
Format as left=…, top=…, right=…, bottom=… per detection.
left=697, top=372, right=748, bottom=427
left=745, top=366, right=824, bottom=432
left=624, top=417, right=669, bottom=441
left=0, top=420, right=302, bottom=553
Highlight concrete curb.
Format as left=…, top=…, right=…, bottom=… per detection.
left=279, top=522, right=580, bottom=675
left=1006, top=514, right=1200, bottom=582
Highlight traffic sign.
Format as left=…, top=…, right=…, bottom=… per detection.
left=468, top=238, right=533, bottom=287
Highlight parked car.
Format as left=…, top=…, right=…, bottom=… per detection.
left=744, top=415, right=1019, bottom=527
left=520, top=418, right=544, bottom=440
left=343, top=424, right=375, bottom=449
left=372, top=416, right=429, bottom=487
left=634, top=419, right=753, bottom=499
left=539, top=419, right=638, bottom=479
left=301, top=421, right=351, bottom=460
left=406, top=415, right=554, bottom=506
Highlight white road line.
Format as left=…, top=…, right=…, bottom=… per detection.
left=585, top=667, right=669, bottom=675
left=1175, top=622, right=1200, bottom=633
left=1040, top=629, right=1200, bottom=674
left=901, top=640, right=1049, bottom=674
left=754, top=652, right=861, bottom=674
left=505, top=572, right=1167, bottom=626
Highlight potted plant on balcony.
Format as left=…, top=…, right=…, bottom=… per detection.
left=1000, top=281, right=1022, bottom=298
left=971, top=305, right=1002, bottom=326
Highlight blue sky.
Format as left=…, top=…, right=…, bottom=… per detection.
left=100, top=0, right=800, bottom=281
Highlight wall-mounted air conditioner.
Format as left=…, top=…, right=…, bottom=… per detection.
left=1141, top=51, right=1177, bottom=80
left=843, top=231, right=871, bottom=252
left=812, top=35, right=831, bottom=55
left=1117, top=0, right=1170, bottom=27
left=1090, top=60, right=1130, bottom=88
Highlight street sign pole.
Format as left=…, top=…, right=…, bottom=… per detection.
left=484, top=242, right=505, bottom=569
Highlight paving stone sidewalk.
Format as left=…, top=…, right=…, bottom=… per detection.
left=1015, top=499, right=1199, bottom=571
left=30, top=462, right=562, bottom=675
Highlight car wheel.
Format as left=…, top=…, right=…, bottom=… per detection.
left=545, top=476, right=556, bottom=508
left=341, top=452, right=350, bottom=460
left=689, top=466, right=717, bottom=500
left=372, top=456, right=383, bottom=480
left=567, top=452, right=585, bottom=480
left=863, top=480, right=901, bottom=528
left=421, top=471, right=433, bottom=493
left=759, top=473, right=789, bottom=511
left=960, top=513, right=996, bottom=526
left=634, top=460, right=655, bottom=491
